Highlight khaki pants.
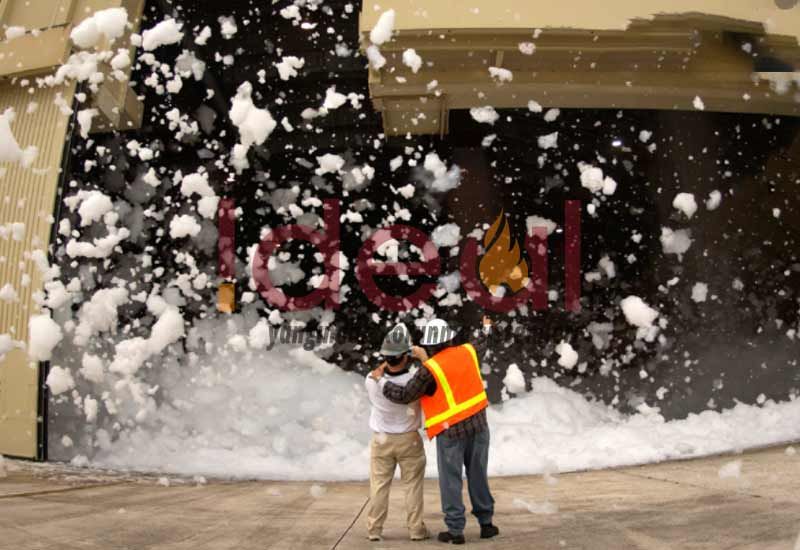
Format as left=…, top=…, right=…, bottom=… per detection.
left=366, top=431, right=427, bottom=539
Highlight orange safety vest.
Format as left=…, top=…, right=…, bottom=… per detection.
left=420, top=343, right=489, bottom=439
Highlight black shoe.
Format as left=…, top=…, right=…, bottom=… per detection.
left=437, top=531, right=466, bottom=545
left=480, top=523, right=500, bottom=539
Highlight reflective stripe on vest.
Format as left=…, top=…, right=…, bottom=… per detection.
left=422, top=343, right=488, bottom=430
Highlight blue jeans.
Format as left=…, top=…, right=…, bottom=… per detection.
left=436, top=429, right=494, bottom=535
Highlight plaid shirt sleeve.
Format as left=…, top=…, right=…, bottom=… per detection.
left=381, top=362, right=489, bottom=439
left=381, top=366, right=435, bottom=404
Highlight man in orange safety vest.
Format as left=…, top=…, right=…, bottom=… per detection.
left=370, top=318, right=499, bottom=545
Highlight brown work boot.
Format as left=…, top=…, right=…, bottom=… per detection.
left=437, top=531, right=465, bottom=545
left=480, top=523, right=500, bottom=539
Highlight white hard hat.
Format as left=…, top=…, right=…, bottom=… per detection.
left=420, top=318, right=456, bottom=346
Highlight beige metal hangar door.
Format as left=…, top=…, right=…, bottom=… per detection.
left=0, top=0, right=78, bottom=460
left=0, top=0, right=144, bottom=460
left=0, top=82, right=76, bottom=459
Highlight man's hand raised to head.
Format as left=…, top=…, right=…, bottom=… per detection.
left=369, top=362, right=387, bottom=380
left=411, top=346, right=429, bottom=362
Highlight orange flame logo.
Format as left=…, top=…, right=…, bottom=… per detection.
left=479, top=210, right=529, bottom=294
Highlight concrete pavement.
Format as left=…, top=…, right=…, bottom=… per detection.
left=1, top=444, right=799, bottom=549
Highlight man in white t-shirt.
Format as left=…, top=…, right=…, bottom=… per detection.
left=364, top=323, right=428, bottom=542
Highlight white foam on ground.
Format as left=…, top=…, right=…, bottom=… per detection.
left=81, top=336, right=800, bottom=481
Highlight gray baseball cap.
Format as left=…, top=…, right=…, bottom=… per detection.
left=379, top=323, right=412, bottom=356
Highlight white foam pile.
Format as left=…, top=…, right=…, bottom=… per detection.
left=28, top=314, right=63, bottom=361
left=70, top=7, right=129, bottom=49
left=274, top=56, right=305, bottom=80
left=578, top=162, right=617, bottom=196
left=75, top=325, right=800, bottom=480
left=0, top=108, right=38, bottom=166
left=673, top=192, right=698, bottom=219
left=78, top=315, right=369, bottom=480
left=488, top=67, right=513, bottom=82
left=368, top=9, right=395, bottom=45
left=660, top=227, right=693, bottom=259
left=421, top=153, right=461, bottom=192
left=229, top=81, right=276, bottom=172
left=487, top=378, right=800, bottom=477
left=470, top=106, right=499, bottom=125
left=538, top=131, right=558, bottom=149
left=141, top=18, right=184, bottom=51
left=431, top=224, right=461, bottom=248
left=555, top=341, right=578, bottom=369
left=706, top=190, right=722, bottom=211
left=402, top=49, right=422, bottom=73
left=365, top=10, right=394, bottom=69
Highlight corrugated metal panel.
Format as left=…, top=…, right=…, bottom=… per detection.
left=0, top=80, right=75, bottom=459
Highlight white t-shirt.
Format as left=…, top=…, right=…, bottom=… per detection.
left=365, top=370, right=422, bottom=434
